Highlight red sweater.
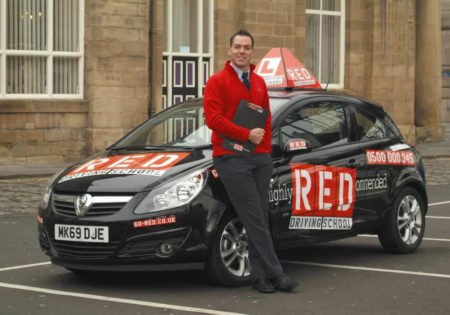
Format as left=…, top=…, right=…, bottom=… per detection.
left=204, top=61, right=272, bottom=157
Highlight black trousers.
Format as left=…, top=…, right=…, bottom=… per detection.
left=213, top=154, right=283, bottom=280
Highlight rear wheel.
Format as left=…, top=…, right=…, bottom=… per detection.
left=378, top=187, right=425, bottom=253
left=205, top=213, right=251, bottom=286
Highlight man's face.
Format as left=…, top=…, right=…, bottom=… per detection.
left=228, top=35, right=253, bottom=71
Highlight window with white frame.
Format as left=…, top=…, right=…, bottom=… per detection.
left=162, top=0, right=213, bottom=109
left=0, top=0, right=84, bottom=99
left=306, top=0, right=345, bottom=89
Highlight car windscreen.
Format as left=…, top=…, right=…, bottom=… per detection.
left=112, top=99, right=212, bottom=149
left=112, top=97, right=291, bottom=149
left=269, top=97, right=290, bottom=113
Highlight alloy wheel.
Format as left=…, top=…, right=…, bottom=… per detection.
left=397, top=194, right=422, bottom=245
left=219, top=218, right=251, bottom=277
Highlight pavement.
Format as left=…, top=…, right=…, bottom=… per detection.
left=416, top=121, right=450, bottom=158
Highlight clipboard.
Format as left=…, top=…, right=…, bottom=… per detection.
left=222, top=99, right=269, bottom=156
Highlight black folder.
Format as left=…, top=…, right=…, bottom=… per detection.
left=222, top=100, right=269, bottom=156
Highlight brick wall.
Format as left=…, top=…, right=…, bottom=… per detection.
left=345, top=0, right=416, bottom=143
left=0, top=0, right=443, bottom=166
left=214, top=0, right=304, bottom=71
left=0, top=101, right=88, bottom=165
left=214, top=0, right=418, bottom=142
left=442, top=0, right=450, bottom=122
left=0, top=0, right=152, bottom=166
left=84, top=0, right=150, bottom=153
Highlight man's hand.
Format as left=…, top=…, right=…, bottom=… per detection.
left=248, top=128, right=265, bottom=144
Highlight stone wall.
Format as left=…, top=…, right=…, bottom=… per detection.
left=0, top=101, right=88, bottom=165
left=442, top=0, right=450, bottom=122
left=1, top=0, right=445, bottom=166
left=84, top=0, right=150, bottom=153
left=0, top=0, right=152, bottom=166
left=214, top=0, right=421, bottom=143
left=214, top=0, right=305, bottom=71
left=345, top=0, right=416, bottom=143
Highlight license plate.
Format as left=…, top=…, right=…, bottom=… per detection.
left=54, top=224, right=109, bottom=243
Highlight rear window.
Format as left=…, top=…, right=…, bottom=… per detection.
left=383, top=113, right=404, bottom=140
left=353, top=107, right=390, bottom=141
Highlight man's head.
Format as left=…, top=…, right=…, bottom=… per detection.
left=228, top=29, right=254, bottom=71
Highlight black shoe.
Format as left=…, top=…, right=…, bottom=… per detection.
left=272, top=274, right=298, bottom=292
left=252, top=278, right=275, bottom=293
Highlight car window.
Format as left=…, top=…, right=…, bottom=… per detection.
left=354, top=108, right=389, bottom=141
left=383, top=113, right=403, bottom=140
left=280, top=101, right=348, bottom=149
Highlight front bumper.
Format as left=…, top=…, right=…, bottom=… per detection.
left=37, top=207, right=210, bottom=268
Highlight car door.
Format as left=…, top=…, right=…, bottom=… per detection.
left=270, top=97, right=362, bottom=245
left=346, top=102, right=400, bottom=231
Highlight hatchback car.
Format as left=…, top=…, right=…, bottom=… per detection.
left=38, top=91, right=427, bottom=286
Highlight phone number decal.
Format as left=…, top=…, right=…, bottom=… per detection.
left=365, top=150, right=415, bottom=166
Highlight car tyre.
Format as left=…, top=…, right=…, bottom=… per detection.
left=205, top=212, right=252, bottom=286
left=378, top=187, right=425, bottom=254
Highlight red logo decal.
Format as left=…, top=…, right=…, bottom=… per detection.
left=67, top=153, right=190, bottom=175
left=59, top=153, right=190, bottom=182
left=233, top=144, right=244, bottom=151
left=286, top=67, right=312, bottom=81
left=248, top=103, right=264, bottom=113
left=291, top=164, right=356, bottom=218
left=288, top=140, right=307, bottom=151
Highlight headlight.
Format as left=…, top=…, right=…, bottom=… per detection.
left=40, top=185, right=52, bottom=210
left=39, top=168, right=67, bottom=210
left=134, top=169, right=207, bottom=214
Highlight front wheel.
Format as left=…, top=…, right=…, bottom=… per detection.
left=378, top=187, right=425, bottom=253
left=205, top=213, right=252, bottom=286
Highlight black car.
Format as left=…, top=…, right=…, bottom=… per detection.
left=38, top=91, right=427, bottom=286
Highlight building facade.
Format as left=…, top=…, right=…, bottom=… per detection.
left=443, top=0, right=450, bottom=122
left=0, top=0, right=445, bottom=166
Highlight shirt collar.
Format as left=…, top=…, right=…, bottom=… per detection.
left=229, top=62, right=249, bottom=81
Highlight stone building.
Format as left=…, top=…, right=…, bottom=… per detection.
left=0, top=0, right=445, bottom=166
left=443, top=0, right=450, bottom=122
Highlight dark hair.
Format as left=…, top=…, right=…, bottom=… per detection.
left=230, top=29, right=254, bottom=48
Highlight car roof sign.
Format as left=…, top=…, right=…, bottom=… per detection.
left=255, top=47, right=322, bottom=90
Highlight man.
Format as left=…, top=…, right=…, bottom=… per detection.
left=203, top=30, right=298, bottom=294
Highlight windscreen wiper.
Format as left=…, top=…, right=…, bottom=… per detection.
left=110, top=145, right=189, bottom=151
left=110, top=144, right=211, bottom=151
